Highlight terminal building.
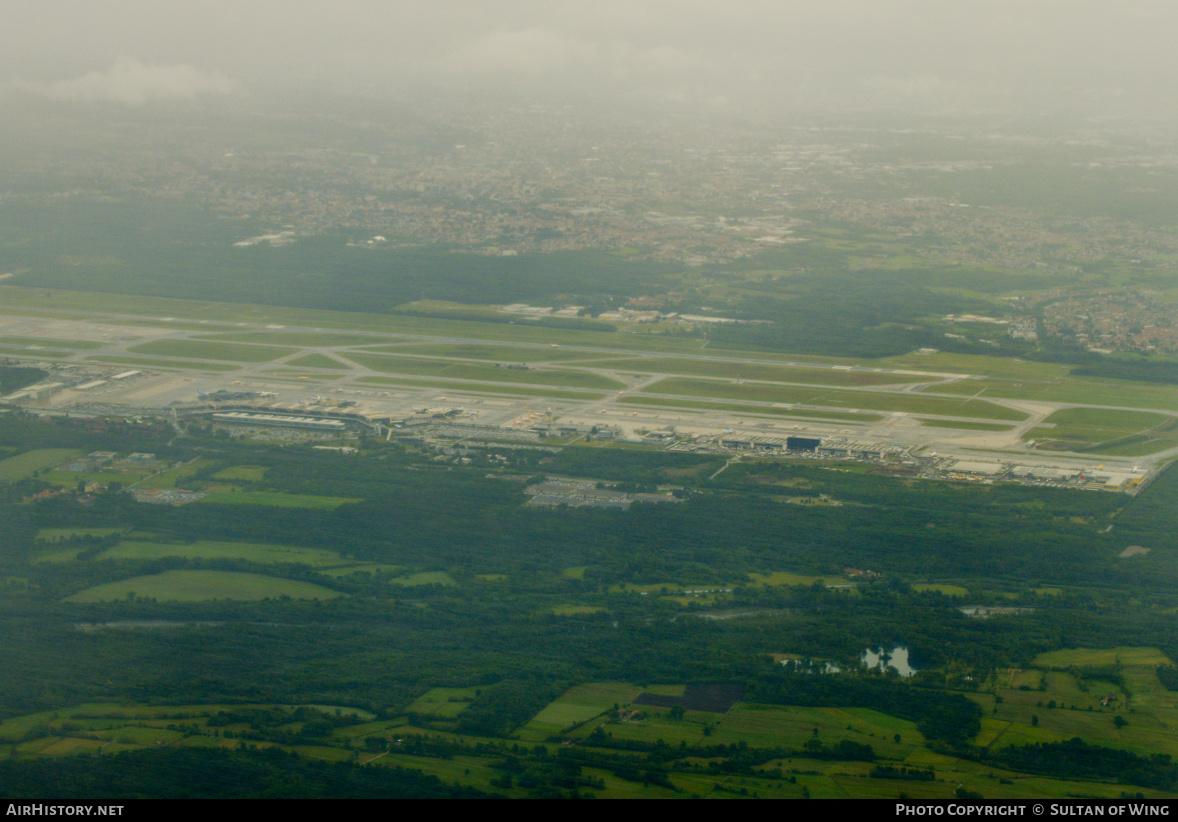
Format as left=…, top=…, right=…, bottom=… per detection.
left=210, top=411, right=348, bottom=433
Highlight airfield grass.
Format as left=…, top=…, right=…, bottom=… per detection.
left=1026, top=408, right=1178, bottom=455
left=0, top=335, right=103, bottom=350
left=207, top=331, right=396, bottom=348
left=356, top=376, right=606, bottom=401
left=64, top=570, right=343, bottom=602
left=929, top=374, right=1178, bottom=414
left=283, top=348, right=351, bottom=367
left=87, top=355, right=240, bottom=372
left=198, top=490, right=361, bottom=509
left=129, top=339, right=295, bottom=363
left=0, top=347, right=71, bottom=360
left=646, top=377, right=1029, bottom=421
left=0, top=449, right=82, bottom=480
left=345, top=352, right=624, bottom=390
left=0, top=286, right=714, bottom=355
left=917, top=418, right=1014, bottom=431
left=1028, top=407, right=1174, bottom=443
left=578, top=357, right=916, bottom=387
left=886, top=352, right=1072, bottom=381
left=389, top=342, right=604, bottom=362
left=98, top=539, right=345, bottom=567
left=617, top=395, right=881, bottom=422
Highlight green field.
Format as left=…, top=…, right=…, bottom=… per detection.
left=517, top=682, right=644, bottom=742
left=198, top=490, right=362, bottom=509
left=388, top=571, right=456, bottom=587
left=355, top=376, right=607, bottom=401
left=344, top=352, right=624, bottom=390
left=747, top=571, right=854, bottom=588
left=929, top=375, right=1178, bottom=414
left=580, top=357, right=917, bottom=386
left=0, top=336, right=103, bottom=350
left=128, top=339, right=295, bottom=363
left=87, top=355, right=240, bottom=372
left=0, top=449, right=81, bottom=480
left=65, top=570, right=344, bottom=602
left=645, top=377, right=1029, bottom=420
left=406, top=688, right=481, bottom=719
left=206, top=331, right=396, bottom=348
left=36, top=527, right=126, bottom=541
left=285, top=353, right=351, bottom=370
left=391, top=342, right=604, bottom=362
left=617, top=395, right=882, bottom=422
left=917, top=418, right=1014, bottom=431
left=1026, top=407, right=1178, bottom=453
left=212, top=465, right=268, bottom=481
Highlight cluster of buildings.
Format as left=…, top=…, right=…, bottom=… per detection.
left=0, top=365, right=144, bottom=406
left=1041, top=289, right=1178, bottom=354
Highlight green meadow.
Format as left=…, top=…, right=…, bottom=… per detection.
left=97, top=539, right=345, bottom=567
left=65, top=570, right=344, bottom=602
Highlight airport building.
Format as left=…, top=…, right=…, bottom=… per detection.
left=210, top=411, right=348, bottom=433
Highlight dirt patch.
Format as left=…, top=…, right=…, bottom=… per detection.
left=633, top=683, right=745, bottom=714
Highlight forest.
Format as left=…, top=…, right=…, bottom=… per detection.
left=1, top=410, right=1177, bottom=797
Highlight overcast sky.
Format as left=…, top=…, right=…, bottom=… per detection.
left=3, top=1, right=1176, bottom=118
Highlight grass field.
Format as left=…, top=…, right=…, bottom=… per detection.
left=128, top=339, right=295, bottom=363
left=285, top=353, right=351, bottom=370
left=747, top=571, right=853, bottom=587
left=64, top=570, right=344, bottom=602
left=388, top=571, right=456, bottom=587
left=579, top=357, right=917, bottom=387
left=355, top=376, right=607, bottom=401
left=212, top=465, right=268, bottom=481
left=929, top=374, right=1178, bottom=414
left=645, top=377, right=1029, bottom=421
left=0, top=335, right=103, bottom=350
left=0, top=449, right=81, bottom=480
left=98, top=539, right=346, bottom=567
left=518, top=682, right=644, bottom=742
left=390, top=342, right=604, bottom=362
left=1026, top=407, right=1178, bottom=455
left=87, top=355, right=240, bottom=372
left=617, top=395, right=882, bottom=422
left=344, top=352, right=625, bottom=391
left=198, top=490, right=362, bottom=509
left=917, top=418, right=1014, bottom=431
left=206, top=331, right=395, bottom=348
left=912, top=583, right=969, bottom=596
left=131, top=458, right=216, bottom=491
left=406, top=687, right=480, bottom=719
left=36, top=527, right=126, bottom=540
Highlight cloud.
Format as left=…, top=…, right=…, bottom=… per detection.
left=445, top=27, right=598, bottom=76
left=40, top=56, right=241, bottom=105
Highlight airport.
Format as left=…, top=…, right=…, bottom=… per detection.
left=2, top=304, right=1166, bottom=496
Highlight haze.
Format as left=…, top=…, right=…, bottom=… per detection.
left=3, top=0, right=1177, bottom=119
